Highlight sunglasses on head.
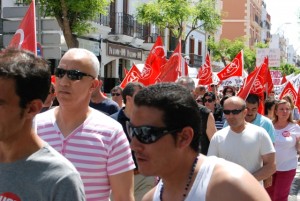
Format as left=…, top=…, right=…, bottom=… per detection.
left=128, top=123, right=182, bottom=144
left=203, top=98, right=213, bottom=103
left=54, top=68, right=95, bottom=81
left=111, top=93, right=121, bottom=96
left=223, top=108, right=245, bottom=115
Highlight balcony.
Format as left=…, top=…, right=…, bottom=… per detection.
left=166, top=51, right=202, bottom=67
left=94, top=12, right=162, bottom=46
left=189, top=53, right=203, bottom=67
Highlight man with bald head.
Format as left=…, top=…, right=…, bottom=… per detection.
left=208, top=96, right=276, bottom=184
left=36, top=48, right=135, bottom=201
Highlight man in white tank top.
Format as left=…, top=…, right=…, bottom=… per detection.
left=130, top=83, right=271, bottom=201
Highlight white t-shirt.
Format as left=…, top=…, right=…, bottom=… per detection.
left=208, top=123, right=275, bottom=174
left=274, top=123, right=300, bottom=171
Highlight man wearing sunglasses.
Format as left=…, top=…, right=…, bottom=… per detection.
left=0, top=48, right=85, bottom=200
left=111, top=82, right=155, bottom=201
left=130, top=83, right=271, bottom=201
left=110, top=86, right=124, bottom=108
left=208, top=96, right=276, bottom=185
left=36, top=48, right=135, bottom=201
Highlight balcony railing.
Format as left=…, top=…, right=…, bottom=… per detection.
left=166, top=51, right=202, bottom=67
left=108, top=12, right=135, bottom=37
left=96, top=12, right=160, bottom=42
left=189, top=53, right=202, bottom=67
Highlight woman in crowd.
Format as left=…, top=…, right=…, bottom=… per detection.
left=222, top=85, right=236, bottom=97
left=202, top=92, right=224, bottom=130
left=266, top=99, right=300, bottom=201
left=283, top=94, right=300, bottom=121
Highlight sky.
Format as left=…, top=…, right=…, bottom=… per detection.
left=264, top=0, right=300, bottom=52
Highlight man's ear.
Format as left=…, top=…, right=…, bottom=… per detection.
left=90, top=79, right=100, bottom=93
left=176, top=127, right=194, bottom=149
left=26, top=99, right=43, bottom=119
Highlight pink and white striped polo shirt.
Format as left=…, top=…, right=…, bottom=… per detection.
left=36, top=108, right=135, bottom=201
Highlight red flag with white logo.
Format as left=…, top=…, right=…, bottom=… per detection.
left=197, top=53, right=213, bottom=85
left=238, top=66, right=261, bottom=100
left=279, top=81, right=298, bottom=102
left=139, top=36, right=167, bottom=86
left=155, top=41, right=182, bottom=83
left=120, top=64, right=142, bottom=88
left=8, top=0, right=36, bottom=55
left=217, top=50, right=243, bottom=81
left=238, top=65, right=265, bottom=114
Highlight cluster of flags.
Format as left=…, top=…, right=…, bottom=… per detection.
left=7, top=0, right=300, bottom=114
left=120, top=36, right=188, bottom=88
left=121, top=37, right=300, bottom=115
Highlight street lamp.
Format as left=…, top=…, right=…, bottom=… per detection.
left=274, top=22, right=292, bottom=36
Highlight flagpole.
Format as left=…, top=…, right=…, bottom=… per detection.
left=37, top=0, right=42, bottom=44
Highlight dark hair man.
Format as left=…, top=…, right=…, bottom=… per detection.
left=130, top=83, right=272, bottom=201
left=0, top=48, right=85, bottom=200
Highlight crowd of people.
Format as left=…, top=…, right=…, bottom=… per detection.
left=1, top=47, right=300, bottom=201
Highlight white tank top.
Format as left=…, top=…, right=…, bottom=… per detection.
left=153, top=156, right=220, bottom=201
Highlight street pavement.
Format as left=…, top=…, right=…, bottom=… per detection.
left=288, top=162, right=300, bottom=201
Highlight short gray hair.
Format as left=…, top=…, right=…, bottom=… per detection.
left=175, top=76, right=195, bottom=91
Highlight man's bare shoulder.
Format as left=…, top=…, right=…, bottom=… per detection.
left=206, top=159, right=271, bottom=201
left=141, top=186, right=156, bottom=201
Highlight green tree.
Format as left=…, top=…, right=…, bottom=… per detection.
left=208, top=37, right=256, bottom=72
left=276, top=63, right=300, bottom=75
left=135, top=0, right=221, bottom=50
left=27, top=0, right=110, bottom=48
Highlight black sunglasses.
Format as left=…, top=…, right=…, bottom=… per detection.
left=203, top=98, right=213, bottom=103
left=223, top=108, right=245, bottom=115
left=128, top=123, right=181, bottom=144
left=55, top=68, right=95, bottom=80
left=111, top=93, right=121, bottom=96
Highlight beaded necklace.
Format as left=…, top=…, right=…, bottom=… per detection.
left=159, top=156, right=199, bottom=201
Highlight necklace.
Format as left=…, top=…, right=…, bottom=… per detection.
left=159, top=156, right=199, bottom=201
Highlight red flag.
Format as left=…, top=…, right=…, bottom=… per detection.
left=260, top=57, right=273, bottom=94
left=139, top=36, right=167, bottom=86
left=156, top=41, right=182, bottom=83
left=217, top=50, right=243, bottom=81
left=296, top=86, right=300, bottom=111
left=237, top=66, right=261, bottom=100
left=123, top=67, right=129, bottom=76
left=8, top=0, right=36, bottom=55
left=180, top=55, right=189, bottom=77
left=238, top=65, right=265, bottom=114
left=120, top=64, right=142, bottom=88
left=279, top=81, right=298, bottom=102
left=197, top=53, right=213, bottom=85
left=281, top=74, right=287, bottom=85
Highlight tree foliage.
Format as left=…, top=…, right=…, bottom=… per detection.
left=27, top=0, right=111, bottom=48
left=275, top=63, right=300, bottom=75
left=135, top=0, right=221, bottom=49
left=208, top=37, right=256, bottom=72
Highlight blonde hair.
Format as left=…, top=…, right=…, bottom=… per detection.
left=282, top=94, right=295, bottom=108
left=273, top=100, right=295, bottom=124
